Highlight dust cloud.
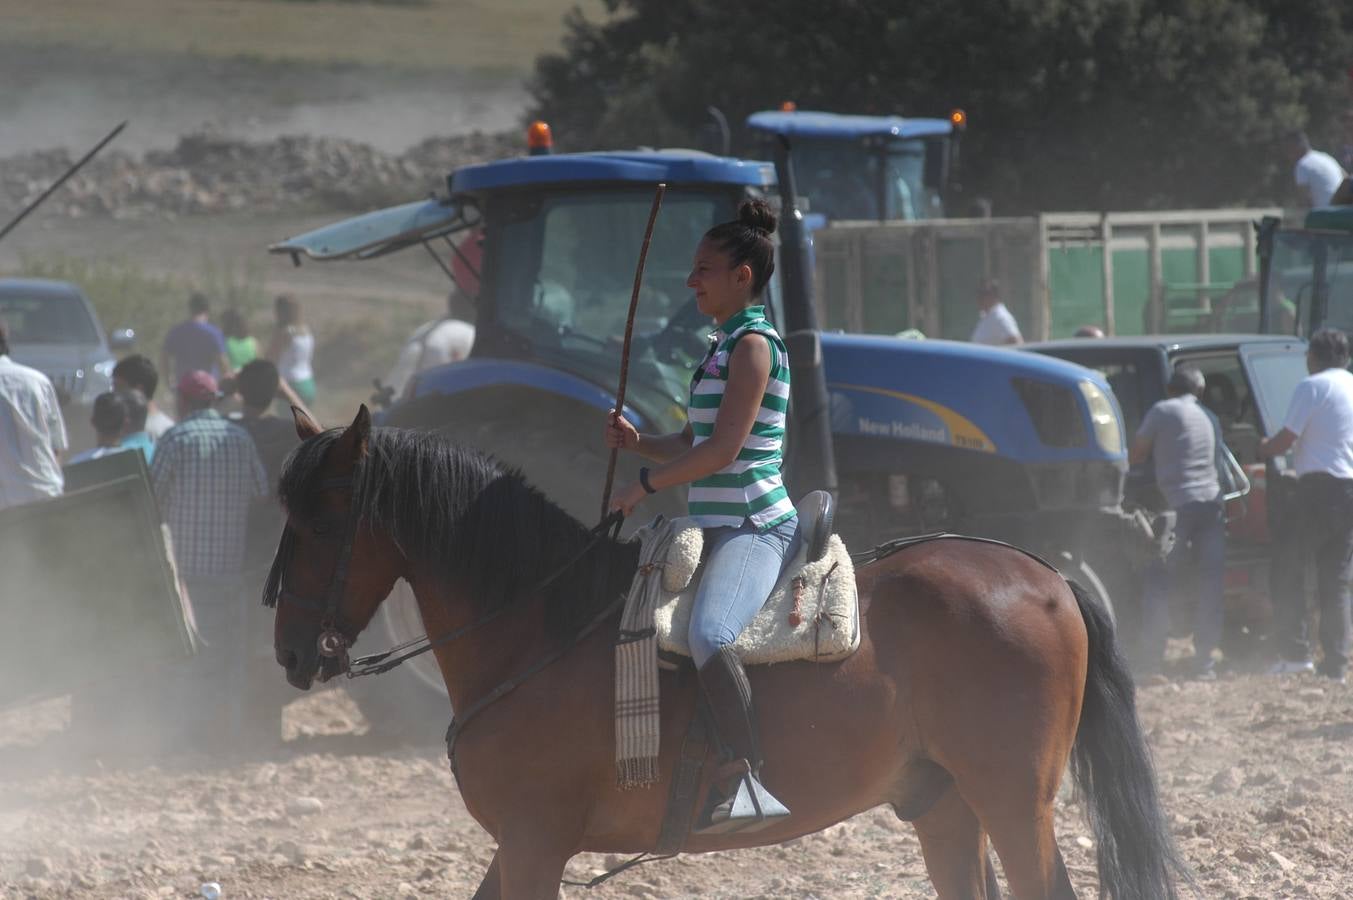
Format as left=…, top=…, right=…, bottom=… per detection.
left=0, top=44, right=527, bottom=157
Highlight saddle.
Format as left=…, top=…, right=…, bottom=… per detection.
left=652, top=491, right=861, bottom=665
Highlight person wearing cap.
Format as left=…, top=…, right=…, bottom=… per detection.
left=150, top=369, right=267, bottom=747
left=1129, top=365, right=1227, bottom=679
left=1259, top=328, right=1353, bottom=683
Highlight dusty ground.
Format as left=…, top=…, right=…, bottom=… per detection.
left=1, top=659, right=1349, bottom=899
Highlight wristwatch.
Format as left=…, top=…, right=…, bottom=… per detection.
left=639, top=467, right=657, bottom=494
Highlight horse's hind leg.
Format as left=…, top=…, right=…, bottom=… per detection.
left=978, top=803, right=1075, bottom=899
left=910, top=786, right=1000, bottom=899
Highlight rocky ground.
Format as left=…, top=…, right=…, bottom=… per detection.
left=1, top=658, right=1349, bottom=899
left=0, top=131, right=519, bottom=221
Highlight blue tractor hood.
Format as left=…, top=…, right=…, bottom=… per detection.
left=819, top=335, right=1123, bottom=464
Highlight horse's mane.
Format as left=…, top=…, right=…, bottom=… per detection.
left=272, top=426, right=638, bottom=639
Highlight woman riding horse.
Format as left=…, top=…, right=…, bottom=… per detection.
left=606, top=198, right=797, bottom=833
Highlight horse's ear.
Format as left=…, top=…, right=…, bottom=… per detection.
left=333, top=404, right=372, bottom=464
left=292, top=406, right=323, bottom=440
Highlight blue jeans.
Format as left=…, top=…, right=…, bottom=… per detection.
left=689, top=517, right=801, bottom=667
left=1141, top=500, right=1226, bottom=670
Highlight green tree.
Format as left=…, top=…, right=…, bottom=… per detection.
left=530, top=0, right=1353, bottom=212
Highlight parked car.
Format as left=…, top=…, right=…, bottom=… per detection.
left=0, top=278, right=134, bottom=451
left=1025, top=334, right=1310, bottom=658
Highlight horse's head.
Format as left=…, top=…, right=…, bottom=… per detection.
left=268, top=405, right=404, bottom=690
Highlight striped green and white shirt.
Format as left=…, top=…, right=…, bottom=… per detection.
left=687, top=305, right=796, bottom=530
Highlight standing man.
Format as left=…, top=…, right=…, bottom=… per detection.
left=969, top=279, right=1023, bottom=346
left=0, top=320, right=67, bottom=510
left=151, top=370, right=268, bottom=746
left=1259, top=328, right=1353, bottom=683
left=228, top=359, right=300, bottom=747
left=161, top=292, right=230, bottom=383
left=113, top=354, right=175, bottom=438
left=1129, top=366, right=1226, bottom=680
left=1287, top=130, right=1346, bottom=209
left=231, top=359, right=300, bottom=491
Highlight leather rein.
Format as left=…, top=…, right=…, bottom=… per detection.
left=270, top=467, right=626, bottom=682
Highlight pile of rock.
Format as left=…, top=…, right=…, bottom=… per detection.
left=0, top=131, right=519, bottom=220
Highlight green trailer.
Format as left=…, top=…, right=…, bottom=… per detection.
left=812, top=208, right=1280, bottom=340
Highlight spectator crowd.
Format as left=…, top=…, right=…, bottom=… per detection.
left=0, top=293, right=316, bottom=751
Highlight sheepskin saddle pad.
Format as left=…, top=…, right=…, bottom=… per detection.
left=651, top=500, right=860, bottom=666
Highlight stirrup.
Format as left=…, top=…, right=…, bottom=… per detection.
left=693, top=766, right=790, bottom=835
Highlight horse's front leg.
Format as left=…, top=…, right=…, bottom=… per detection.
left=496, top=831, right=571, bottom=900
left=470, top=850, right=500, bottom=899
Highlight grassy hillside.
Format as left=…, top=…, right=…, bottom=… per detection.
left=4, top=0, right=599, bottom=73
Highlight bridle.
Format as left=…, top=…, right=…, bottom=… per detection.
left=267, top=463, right=626, bottom=681
left=269, top=472, right=363, bottom=672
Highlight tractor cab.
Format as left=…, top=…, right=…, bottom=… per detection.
left=273, top=149, right=779, bottom=433
left=744, top=109, right=961, bottom=224
left=1256, top=207, right=1353, bottom=336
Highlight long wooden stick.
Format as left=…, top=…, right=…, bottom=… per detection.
left=600, top=182, right=667, bottom=521
left=0, top=121, right=127, bottom=244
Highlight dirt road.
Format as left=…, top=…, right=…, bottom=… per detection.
left=2, top=663, right=1349, bottom=899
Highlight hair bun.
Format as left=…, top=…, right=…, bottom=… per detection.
left=737, top=199, right=777, bottom=236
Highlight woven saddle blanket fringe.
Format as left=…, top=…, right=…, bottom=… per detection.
left=614, top=516, right=678, bottom=789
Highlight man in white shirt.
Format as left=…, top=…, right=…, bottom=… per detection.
left=1259, top=328, right=1353, bottom=683
left=0, top=320, right=67, bottom=510
left=969, top=279, right=1023, bottom=346
left=1289, top=130, right=1346, bottom=209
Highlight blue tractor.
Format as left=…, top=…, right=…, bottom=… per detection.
left=743, top=108, right=964, bottom=224
left=271, top=131, right=1132, bottom=732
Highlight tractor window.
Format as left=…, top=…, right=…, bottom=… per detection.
left=788, top=139, right=878, bottom=221
left=489, top=188, right=739, bottom=416
left=884, top=140, right=941, bottom=220
left=494, top=189, right=730, bottom=343
left=783, top=137, right=941, bottom=222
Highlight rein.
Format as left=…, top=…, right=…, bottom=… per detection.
left=268, top=465, right=626, bottom=679
left=346, top=511, right=625, bottom=678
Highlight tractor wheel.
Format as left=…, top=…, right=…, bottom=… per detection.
left=346, top=395, right=685, bottom=740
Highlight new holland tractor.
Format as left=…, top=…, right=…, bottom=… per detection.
left=271, top=127, right=1134, bottom=735
left=743, top=107, right=964, bottom=224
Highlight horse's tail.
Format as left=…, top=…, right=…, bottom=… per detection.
left=1067, top=579, right=1193, bottom=900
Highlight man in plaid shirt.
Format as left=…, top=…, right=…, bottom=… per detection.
left=152, top=370, right=268, bottom=749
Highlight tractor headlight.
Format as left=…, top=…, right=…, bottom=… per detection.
left=1077, top=380, right=1123, bottom=455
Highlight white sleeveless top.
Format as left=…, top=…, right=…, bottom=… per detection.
left=277, top=327, right=314, bottom=382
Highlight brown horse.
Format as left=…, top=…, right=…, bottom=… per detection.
left=267, top=407, right=1188, bottom=900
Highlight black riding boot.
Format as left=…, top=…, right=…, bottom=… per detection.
left=693, top=645, right=790, bottom=834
